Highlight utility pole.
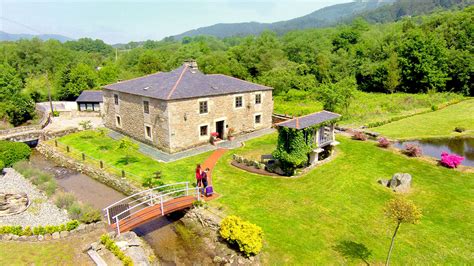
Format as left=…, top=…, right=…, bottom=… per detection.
left=46, top=72, right=54, bottom=115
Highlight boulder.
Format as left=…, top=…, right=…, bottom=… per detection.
left=52, top=232, right=60, bottom=239
left=60, top=231, right=69, bottom=238
left=37, top=235, right=44, bottom=241
left=378, top=173, right=412, bottom=193
left=44, top=233, right=52, bottom=240
left=2, top=234, right=12, bottom=241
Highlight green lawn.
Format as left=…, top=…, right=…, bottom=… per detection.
left=211, top=134, right=474, bottom=264
left=373, top=99, right=474, bottom=139
left=273, top=91, right=464, bottom=127
left=55, top=130, right=211, bottom=186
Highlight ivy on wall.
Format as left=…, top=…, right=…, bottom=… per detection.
left=272, top=127, right=313, bottom=175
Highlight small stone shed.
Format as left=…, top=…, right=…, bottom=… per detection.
left=276, top=110, right=341, bottom=164
left=76, top=90, right=104, bottom=112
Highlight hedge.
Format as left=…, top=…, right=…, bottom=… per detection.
left=0, top=220, right=80, bottom=236
left=0, top=140, right=31, bottom=167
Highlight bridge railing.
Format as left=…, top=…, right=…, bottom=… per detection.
left=103, top=182, right=200, bottom=234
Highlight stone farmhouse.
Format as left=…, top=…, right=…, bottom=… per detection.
left=102, top=61, right=273, bottom=153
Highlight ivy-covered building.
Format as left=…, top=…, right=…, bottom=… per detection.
left=274, top=111, right=341, bottom=174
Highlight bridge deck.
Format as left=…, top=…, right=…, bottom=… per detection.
left=111, top=195, right=197, bottom=233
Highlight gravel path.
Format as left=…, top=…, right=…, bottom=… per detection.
left=0, top=168, right=69, bottom=227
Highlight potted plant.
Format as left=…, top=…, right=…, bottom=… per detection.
left=228, top=128, right=235, bottom=141
left=210, top=132, right=219, bottom=145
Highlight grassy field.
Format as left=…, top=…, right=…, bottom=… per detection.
left=373, top=99, right=474, bottom=139
left=54, top=130, right=211, bottom=186
left=211, top=134, right=474, bottom=264
left=273, top=91, right=464, bottom=127
left=0, top=230, right=104, bottom=265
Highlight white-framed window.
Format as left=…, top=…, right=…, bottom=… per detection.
left=234, top=95, right=244, bottom=108
left=114, top=94, right=119, bottom=105
left=144, top=125, right=152, bottom=140
left=255, top=93, right=262, bottom=104
left=143, top=101, right=149, bottom=114
left=115, top=115, right=122, bottom=128
left=200, top=125, right=209, bottom=137
left=199, top=101, right=208, bottom=114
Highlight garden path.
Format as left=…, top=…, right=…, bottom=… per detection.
left=201, top=148, right=228, bottom=186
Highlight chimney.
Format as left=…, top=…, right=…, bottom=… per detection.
left=184, top=59, right=198, bottom=73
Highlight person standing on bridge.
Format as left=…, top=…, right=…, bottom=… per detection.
left=195, top=164, right=202, bottom=187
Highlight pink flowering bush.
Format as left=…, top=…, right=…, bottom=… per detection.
left=352, top=131, right=368, bottom=141
left=378, top=137, right=391, bottom=148
left=440, top=152, right=464, bottom=168
left=404, top=144, right=422, bottom=157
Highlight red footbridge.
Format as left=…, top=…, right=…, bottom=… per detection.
left=103, top=182, right=200, bottom=235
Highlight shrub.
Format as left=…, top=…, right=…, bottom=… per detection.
left=0, top=160, right=4, bottom=171
left=404, top=144, right=422, bottom=157
left=55, top=192, right=77, bottom=209
left=79, top=204, right=102, bottom=224
left=454, top=126, right=466, bottom=133
left=440, top=152, right=464, bottom=168
left=52, top=111, right=60, bottom=117
left=0, top=141, right=31, bottom=167
left=220, top=215, right=264, bottom=257
left=352, top=131, right=368, bottom=141
left=79, top=120, right=93, bottom=130
left=378, top=137, right=391, bottom=148
left=68, top=202, right=101, bottom=224
left=67, top=202, right=83, bottom=220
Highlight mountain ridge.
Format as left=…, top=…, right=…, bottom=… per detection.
left=0, top=31, right=73, bottom=42
left=171, top=0, right=395, bottom=39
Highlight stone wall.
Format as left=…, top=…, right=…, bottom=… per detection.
left=168, top=90, right=273, bottom=152
left=102, top=89, right=171, bottom=152
left=36, top=142, right=141, bottom=196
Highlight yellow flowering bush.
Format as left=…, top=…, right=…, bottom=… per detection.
left=219, top=215, right=263, bottom=257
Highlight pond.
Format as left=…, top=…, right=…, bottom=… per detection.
left=394, top=138, right=474, bottom=167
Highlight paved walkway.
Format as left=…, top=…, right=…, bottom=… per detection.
left=108, top=128, right=275, bottom=163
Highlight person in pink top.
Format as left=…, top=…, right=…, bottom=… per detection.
left=195, top=164, right=202, bottom=187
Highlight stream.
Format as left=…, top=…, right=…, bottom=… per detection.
left=29, top=150, right=212, bottom=265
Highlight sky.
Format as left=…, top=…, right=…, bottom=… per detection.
left=1, top=0, right=351, bottom=44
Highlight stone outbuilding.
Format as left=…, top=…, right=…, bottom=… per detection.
left=102, top=61, right=273, bottom=153
left=76, top=90, right=103, bottom=113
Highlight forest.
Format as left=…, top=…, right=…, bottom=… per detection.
left=0, top=6, right=472, bottom=127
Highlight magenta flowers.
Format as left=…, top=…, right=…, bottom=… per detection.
left=440, top=152, right=464, bottom=168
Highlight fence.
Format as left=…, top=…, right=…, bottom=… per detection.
left=51, top=139, right=145, bottom=183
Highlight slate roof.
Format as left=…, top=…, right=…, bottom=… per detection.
left=102, top=64, right=272, bottom=100
left=277, top=111, right=341, bottom=129
left=76, top=90, right=103, bottom=103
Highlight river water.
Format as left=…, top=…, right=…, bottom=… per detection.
left=29, top=150, right=212, bottom=265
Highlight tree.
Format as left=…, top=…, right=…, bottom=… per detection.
left=0, top=63, right=22, bottom=101
left=397, top=29, right=449, bottom=93
left=57, top=63, right=97, bottom=100
left=384, top=198, right=422, bottom=266
left=22, top=74, right=51, bottom=102
left=316, top=77, right=356, bottom=114
left=4, top=94, right=36, bottom=126
left=117, top=137, right=139, bottom=165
